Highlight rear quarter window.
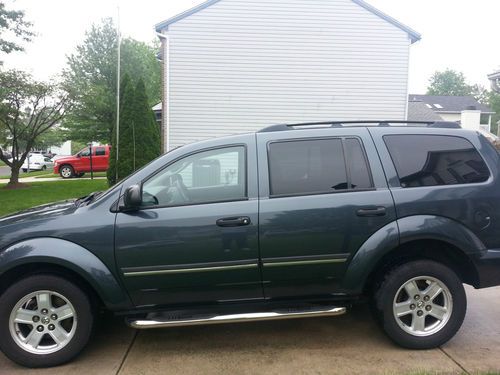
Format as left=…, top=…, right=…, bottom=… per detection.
left=384, top=134, right=490, bottom=188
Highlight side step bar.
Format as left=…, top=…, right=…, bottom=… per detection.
left=127, top=306, right=346, bottom=329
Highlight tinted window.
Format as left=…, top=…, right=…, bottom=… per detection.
left=142, top=146, right=246, bottom=207
left=95, top=147, right=106, bottom=156
left=79, top=148, right=90, bottom=157
left=269, top=139, right=348, bottom=196
left=384, top=135, right=490, bottom=188
left=345, top=138, right=373, bottom=189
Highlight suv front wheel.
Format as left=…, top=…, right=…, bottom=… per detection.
left=374, top=260, right=466, bottom=349
left=0, top=275, right=94, bottom=368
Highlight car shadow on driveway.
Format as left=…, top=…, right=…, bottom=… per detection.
left=2, top=287, right=500, bottom=375
left=121, top=304, right=460, bottom=375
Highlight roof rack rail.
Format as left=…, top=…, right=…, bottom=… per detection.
left=258, top=120, right=461, bottom=133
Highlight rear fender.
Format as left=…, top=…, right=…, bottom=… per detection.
left=341, top=215, right=485, bottom=294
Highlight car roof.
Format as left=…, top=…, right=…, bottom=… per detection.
left=258, top=120, right=461, bottom=133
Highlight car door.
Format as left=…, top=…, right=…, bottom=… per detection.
left=74, top=147, right=91, bottom=171
left=257, top=128, right=396, bottom=299
left=92, top=146, right=107, bottom=171
left=43, top=157, right=53, bottom=170
left=114, top=136, right=263, bottom=307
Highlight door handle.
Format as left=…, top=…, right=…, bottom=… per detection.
left=216, top=216, right=251, bottom=227
left=356, top=206, right=387, bottom=217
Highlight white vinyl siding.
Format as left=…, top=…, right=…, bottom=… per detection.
left=164, top=0, right=411, bottom=149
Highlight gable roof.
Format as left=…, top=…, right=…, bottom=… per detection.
left=407, top=101, right=443, bottom=122
left=155, top=0, right=421, bottom=43
left=409, top=95, right=494, bottom=114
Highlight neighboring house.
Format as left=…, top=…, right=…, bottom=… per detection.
left=4, top=140, right=72, bottom=158
left=408, top=95, right=495, bottom=133
left=488, top=70, right=500, bottom=93
left=155, top=0, right=421, bottom=151
left=152, top=103, right=162, bottom=126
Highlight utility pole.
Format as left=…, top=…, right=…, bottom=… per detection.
left=115, top=3, right=121, bottom=182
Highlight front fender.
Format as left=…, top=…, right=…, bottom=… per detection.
left=341, top=215, right=486, bottom=294
left=0, top=237, right=132, bottom=311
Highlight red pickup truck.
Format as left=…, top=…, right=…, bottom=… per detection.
left=54, top=145, right=111, bottom=178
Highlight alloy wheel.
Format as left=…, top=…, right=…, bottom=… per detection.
left=9, top=290, right=77, bottom=355
left=60, top=167, right=72, bottom=178
left=392, top=276, right=452, bottom=337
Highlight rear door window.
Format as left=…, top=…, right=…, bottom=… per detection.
left=384, top=135, right=490, bottom=188
left=268, top=138, right=373, bottom=197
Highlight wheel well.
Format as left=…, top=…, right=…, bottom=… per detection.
left=364, top=239, right=479, bottom=295
left=0, top=263, right=104, bottom=310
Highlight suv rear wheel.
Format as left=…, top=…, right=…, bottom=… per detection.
left=374, top=260, right=466, bottom=349
left=59, top=165, right=74, bottom=179
left=0, top=275, right=94, bottom=368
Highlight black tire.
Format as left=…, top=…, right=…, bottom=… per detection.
left=42, top=165, right=47, bottom=171
left=59, top=165, right=74, bottom=179
left=373, top=260, right=466, bottom=349
left=22, top=169, right=27, bottom=173
left=0, top=275, right=94, bottom=368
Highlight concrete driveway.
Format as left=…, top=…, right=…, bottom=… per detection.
left=1, top=286, right=499, bottom=375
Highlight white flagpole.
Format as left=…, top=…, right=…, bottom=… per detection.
left=115, top=3, right=121, bottom=182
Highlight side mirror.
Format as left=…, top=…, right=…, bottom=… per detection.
left=121, top=184, right=142, bottom=211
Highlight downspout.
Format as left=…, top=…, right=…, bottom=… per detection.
left=157, top=32, right=170, bottom=153
left=404, top=36, right=411, bottom=120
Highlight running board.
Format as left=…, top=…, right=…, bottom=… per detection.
left=127, top=306, right=346, bottom=329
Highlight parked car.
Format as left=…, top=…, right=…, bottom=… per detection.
left=53, top=145, right=110, bottom=178
left=21, top=154, right=54, bottom=172
left=1, top=150, right=12, bottom=160
left=0, top=120, right=499, bottom=368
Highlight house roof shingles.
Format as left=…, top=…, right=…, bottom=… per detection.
left=407, top=101, right=443, bottom=122
left=409, top=95, right=494, bottom=114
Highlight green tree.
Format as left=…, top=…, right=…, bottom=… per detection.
left=132, top=78, right=161, bottom=169
left=63, top=18, right=161, bottom=144
left=32, top=127, right=67, bottom=152
left=488, top=91, right=500, bottom=135
left=471, top=84, right=490, bottom=105
left=0, top=70, right=71, bottom=187
left=427, top=69, right=473, bottom=96
left=107, top=74, right=135, bottom=185
left=107, top=76, right=161, bottom=186
left=0, top=1, right=34, bottom=62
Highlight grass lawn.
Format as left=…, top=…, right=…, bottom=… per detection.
left=0, top=170, right=52, bottom=179
left=0, top=179, right=108, bottom=217
left=34, top=172, right=107, bottom=179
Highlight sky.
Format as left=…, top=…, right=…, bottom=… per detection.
left=3, top=0, right=500, bottom=94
